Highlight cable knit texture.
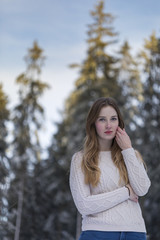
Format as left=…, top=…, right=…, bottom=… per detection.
left=69, top=148, right=151, bottom=232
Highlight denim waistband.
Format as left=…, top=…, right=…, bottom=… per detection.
left=79, top=231, right=146, bottom=240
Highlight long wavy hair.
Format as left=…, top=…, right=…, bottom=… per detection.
left=82, top=97, right=129, bottom=187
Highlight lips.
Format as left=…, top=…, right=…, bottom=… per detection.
left=104, top=131, right=113, bottom=134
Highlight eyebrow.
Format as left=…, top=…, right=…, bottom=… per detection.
left=98, top=115, right=118, bottom=118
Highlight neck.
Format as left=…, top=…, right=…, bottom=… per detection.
left=98, top=139, right=112, bottom=151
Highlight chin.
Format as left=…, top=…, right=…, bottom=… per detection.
left=104, top=136, right=114, bottom=140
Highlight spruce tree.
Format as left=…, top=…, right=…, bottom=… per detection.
left=117, top=41, right=143, bottom=139
left=7, top=41, right=49, bottom=240
left=48, top=1, right=122, bottom=239
left=0, top=84, right=10, bottom=238
left=66, top=0, right=119, bottom=153
left=138, top=32, right=160, bottom=240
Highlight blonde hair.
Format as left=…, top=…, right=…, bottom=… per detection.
left=82, top=97, right=129, bottom=187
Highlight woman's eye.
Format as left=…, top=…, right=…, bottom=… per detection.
left=99, top=118, right=105, bottom=121
left=111, top=118, right=117, bottom=121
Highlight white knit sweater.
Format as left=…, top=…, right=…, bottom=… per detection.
left=69, top=148, right=151, bottom=232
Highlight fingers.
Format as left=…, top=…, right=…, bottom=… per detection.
left=116, top=127, right=125, bottom=139
left=133, top=195, right=139, bottom=203
left=130, top=195, right=138, bottom=203
left=116, top=127, right=132, bottom=150
left=117, top=126, right=125, bottom=134
left=127, top=183, right=139, bottom=203
left=117, top=126, right=124, bottom=131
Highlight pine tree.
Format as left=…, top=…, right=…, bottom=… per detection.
left=7, top=41, right=49, bottom=240
left=138, top=32, right=160, bottom=240
left=66, top=0, right=119, bottom=154
left=48, top=1, right=123, bottom=239
left=0, top=84, right=10, bottom=238
left=117, top=41, right=143, bottom=138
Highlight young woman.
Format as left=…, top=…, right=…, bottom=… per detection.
left=69, top=97, right=151, bottom=240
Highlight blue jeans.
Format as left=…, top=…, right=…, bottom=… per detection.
left=79, top=231, right=146, bottom=240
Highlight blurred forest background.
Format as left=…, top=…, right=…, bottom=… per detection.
left=0, top=0, right=160, bottom=240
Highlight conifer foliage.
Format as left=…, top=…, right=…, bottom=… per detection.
left=138, top=32, right=160, bottom=240
left=66, top=0, right=120, bottom=153
left=6, top=41, right=49, bottom=240
left=0, top=84, right=10, bottom=238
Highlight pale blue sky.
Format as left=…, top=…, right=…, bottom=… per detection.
left=1, top=0, right=160, bottom=146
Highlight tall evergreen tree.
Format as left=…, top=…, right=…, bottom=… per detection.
left=48, top=1, right=125, bottom=239
left=0, top=84, right=10, bottom=238
left=6, top=41, right=49, bottom=240
left=66, top=0, right=119, bottom=153
left=138, top=32, right=160, bottom=240
left=117, top=41, right=143, bottom=138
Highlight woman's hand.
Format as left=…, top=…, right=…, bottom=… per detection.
left=115, top=127, right=132, bottom=150
left=126, top=184, right=139, bottom=203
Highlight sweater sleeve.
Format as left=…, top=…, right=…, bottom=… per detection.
left=69, top=152, right=129, bottom=216
left=121, top=148, right=151, bottom=196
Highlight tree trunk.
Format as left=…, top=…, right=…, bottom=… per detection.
left=14, top=178, right=24, bottom=240
left=76, top=211, right=81, bottom=240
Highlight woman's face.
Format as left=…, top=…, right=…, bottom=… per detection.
left=95, top=106, right=119, bottom=143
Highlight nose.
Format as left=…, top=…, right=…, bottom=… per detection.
left=105, top=121, right=111, bottom=128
